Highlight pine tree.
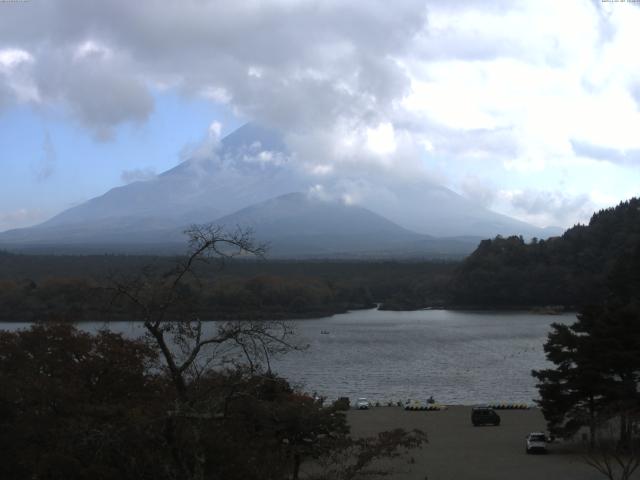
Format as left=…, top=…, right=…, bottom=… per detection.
left=532, top=318, right=607, bottom=445
left=533, top=243, right=640, bottom=447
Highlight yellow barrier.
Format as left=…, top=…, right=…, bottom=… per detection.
left=488, top=403, right=530, bottom=410
left=403, top=403, right=447, bottom=411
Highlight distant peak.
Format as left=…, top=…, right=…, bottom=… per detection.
left=221, top=122, right=286, bottom=153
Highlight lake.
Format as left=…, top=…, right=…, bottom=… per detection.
left=0, top=308, right=575, bottom=405
left=272, top=308, right=574, bottom=405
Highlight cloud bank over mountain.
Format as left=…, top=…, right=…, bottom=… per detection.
left=1, top=0, right=639, bottom=229
left=0, top=124, right=561, bottom=258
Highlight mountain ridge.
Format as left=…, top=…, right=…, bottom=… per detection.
left=0, top=123, right=560, bottom=257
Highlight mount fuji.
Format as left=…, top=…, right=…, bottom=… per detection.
left=0, top=123, right=559, bottom=257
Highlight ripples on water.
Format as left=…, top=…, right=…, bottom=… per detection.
left=271, top=309, right=575, bottom=405
left=0, top=309, right=575, bottom=405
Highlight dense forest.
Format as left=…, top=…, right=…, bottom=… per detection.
left=0, top=253, right=455, bottom=321
left=450, top=198, right=640, bottom=308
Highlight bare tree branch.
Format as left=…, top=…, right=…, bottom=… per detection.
left=583, top=413, right=640, bottom=480
left=106, top=223, right=298, bottom=480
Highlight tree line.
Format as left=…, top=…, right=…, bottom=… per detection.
left=0, top=253, right=455, bottom=321
left=451, top=198, right=640, bottom=308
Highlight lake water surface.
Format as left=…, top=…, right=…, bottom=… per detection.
left=0, top=308, right=575, bottom=405
left=273, top=308, right=574, bottom=405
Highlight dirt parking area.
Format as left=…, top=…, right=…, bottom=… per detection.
left=347, top=406, right=622, bottom=480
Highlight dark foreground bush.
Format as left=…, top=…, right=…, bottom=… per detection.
left=333, top=397, right=351, bottom=411
left=0, top=324, right=426, bottom=480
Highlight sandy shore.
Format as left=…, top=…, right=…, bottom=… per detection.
left=346, top=406, right=615, bottom=480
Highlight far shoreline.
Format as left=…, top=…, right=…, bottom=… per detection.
left=0, top=304, right=577, bottom=324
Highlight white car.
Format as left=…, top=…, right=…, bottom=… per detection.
left=525, top=432, right=548, bottom=454
left=356, top=398, right=370, bottom=410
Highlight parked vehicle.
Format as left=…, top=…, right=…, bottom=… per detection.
left=525, top=432, right=548, bottom=454
left=356, top=397, right=370, bottom=409
left=471, top=406, right=500, bottom=426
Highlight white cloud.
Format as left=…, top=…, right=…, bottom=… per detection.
left=201, top=86, right=232, bottom=103
left=73, top=40, right=112, bottom=61
left=120, top=167, right=157, bottom=184
left=460, top=176, right=497, bottom=208
left=498, top=189, right=595, bottom=227
left=307, top=184, right=331, bottom=202
left=0, top=208, right=49, bottom=232
left=247, top=66, right=263, bottom=78
left=310, top=164, right=333, bottom=176
left=0, top=47, right=38, bottom=103
left=208, top=121, right=222, bottom=140
left=0, top=0, right=424, bottom=137
left=0, top=48, right=32, bottom=69
left=1, top=0, right=639, bottom=228
left=366, top=122, right=397, bottom=156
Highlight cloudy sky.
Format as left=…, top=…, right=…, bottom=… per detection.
left=1, top=0, right=639, bottom=232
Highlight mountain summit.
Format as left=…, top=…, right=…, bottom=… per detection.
left=0, top=124, right=558, bottom=256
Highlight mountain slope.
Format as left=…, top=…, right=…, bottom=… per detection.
left=0, top=123, right=557, bottom=255
left=209, top=192, right=478, bottom=257
left=361, top=181, right=555, bottom=238
left=37, top=123, right=299, bottom=229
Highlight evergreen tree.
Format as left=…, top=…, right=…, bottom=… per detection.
left=532, top=317, right=607, bottom=444
left=533, top=243, right=640, bottom=447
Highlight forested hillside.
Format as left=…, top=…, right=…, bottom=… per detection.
left=450, top=198, right=640, bottom=308
left=0, top=254, right=455, bottom=321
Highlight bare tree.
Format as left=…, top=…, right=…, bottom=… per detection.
left=108, top=224, right=426, bottom=480
left=309, top=428, right=427, bottom=480
left=583, top=412, right=640, bottom=480
left=110, top=224, right=299, bottom=480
